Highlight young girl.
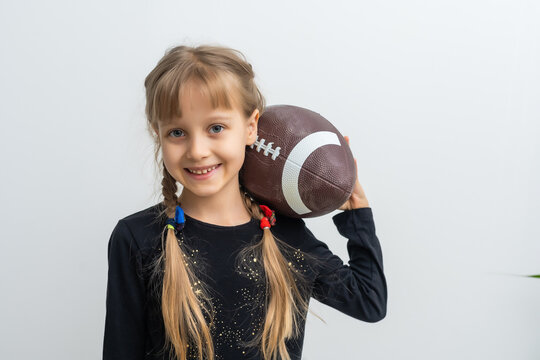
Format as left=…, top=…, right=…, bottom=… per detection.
left=103, top=44, right=387, bottom=360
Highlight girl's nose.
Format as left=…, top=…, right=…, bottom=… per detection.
left=186, top=135, right=211, bottom=160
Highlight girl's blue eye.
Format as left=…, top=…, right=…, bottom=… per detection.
left=169, top=129, right=184, bottom=138
left=168, top=125, right=224, bottom=138
left=210, top=124, right=224, bottom=134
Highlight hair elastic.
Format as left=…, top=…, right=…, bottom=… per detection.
left=259, top=205, right=276, bottom=230
left=166, top=205, right=185, bottom=232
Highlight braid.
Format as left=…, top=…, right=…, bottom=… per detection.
left=162, top=166, right=179, bottom=215
left=155, top=163, right=215, bottom=360
left=237, top=186, right=318, bottom=360
left=240, top=185, right=264, bottom=221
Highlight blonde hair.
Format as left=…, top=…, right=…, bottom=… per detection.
left=144, top=44, right=322, bottom=360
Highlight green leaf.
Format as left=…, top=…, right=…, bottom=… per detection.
left=526, top=274, right=540, bottom=278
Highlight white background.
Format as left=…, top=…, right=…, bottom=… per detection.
left=1, top=0, right=539, bottom=359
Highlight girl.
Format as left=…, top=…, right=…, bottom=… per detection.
left=103, top=44, right=387, bottom=360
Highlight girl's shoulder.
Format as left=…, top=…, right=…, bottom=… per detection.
left=111, top=202, right=165, bottom=253
left=271, top=211, right=315, bottom=247
left=272, top=211, right=305, bottom=231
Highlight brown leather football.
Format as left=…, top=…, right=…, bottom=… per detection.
left=239, top=104, right=356, bottom=218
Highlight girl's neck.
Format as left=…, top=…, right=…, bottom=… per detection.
left=178, top=185, right=252, bottom=227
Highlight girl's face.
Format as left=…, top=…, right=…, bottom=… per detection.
left=154, top=81, right=258, bottom=201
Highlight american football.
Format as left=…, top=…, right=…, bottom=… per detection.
left=240, top=104, right=356, bottom=218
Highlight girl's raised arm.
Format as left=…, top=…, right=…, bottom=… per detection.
left=103, top=220, right=147, bottom=360
left=309, top=207, right=387, bottom=322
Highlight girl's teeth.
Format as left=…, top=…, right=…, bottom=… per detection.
left=189, top=165, right=217, bottom=174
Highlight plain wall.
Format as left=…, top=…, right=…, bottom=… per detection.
left=1, top=0, right=539, bottom=359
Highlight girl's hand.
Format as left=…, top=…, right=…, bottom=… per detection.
left=338, top=136, right=370, bottom=210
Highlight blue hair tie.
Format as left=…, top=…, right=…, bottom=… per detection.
left=166, top=205, right=185, bottom=232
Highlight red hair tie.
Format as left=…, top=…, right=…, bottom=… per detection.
left=259, top=205, right=276, bottom=230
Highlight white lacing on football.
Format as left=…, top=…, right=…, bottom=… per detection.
left=249, top=136, right=281, bottom=160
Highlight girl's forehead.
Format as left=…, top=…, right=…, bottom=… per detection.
left=176, top=79, right=242, bottom=116
left=179, top=82, right=216, bottom=109
left=154, top=72, right=245, bottom=127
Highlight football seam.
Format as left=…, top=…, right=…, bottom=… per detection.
left=246, top=133, right=354, bottom=196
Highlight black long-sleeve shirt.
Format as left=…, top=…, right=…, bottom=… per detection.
left=103, top=202, right=387, bottom=360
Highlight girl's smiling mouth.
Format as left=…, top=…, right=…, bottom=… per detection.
left=184, top=164, right=221, bottom=178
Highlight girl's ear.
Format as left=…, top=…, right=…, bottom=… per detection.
left=246, top=109, right=259, bottom=146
